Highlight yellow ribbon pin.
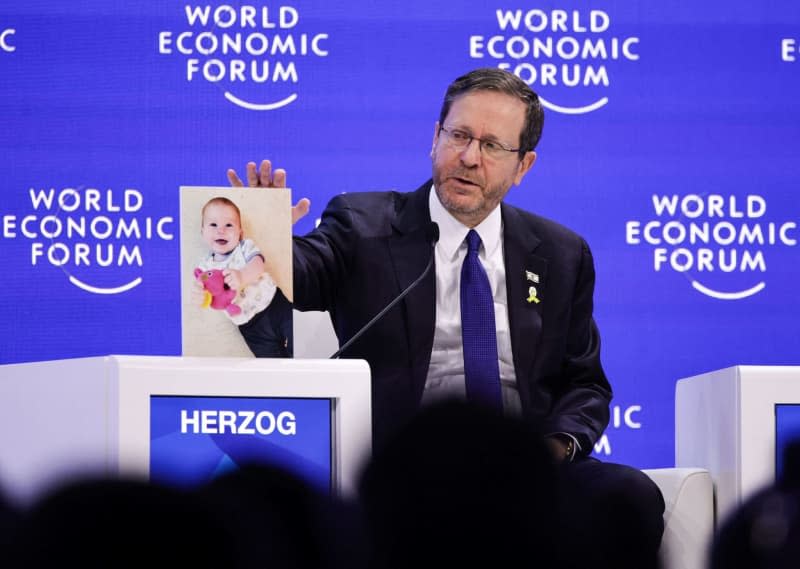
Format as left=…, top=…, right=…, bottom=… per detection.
left=527, top=286, right=540, bottom=304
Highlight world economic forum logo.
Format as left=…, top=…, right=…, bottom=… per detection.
left=158, top=4, right=329, bottom=111
left=3, top=186, right=174, bottom=295
left=626, top=193, right=797, bottom=300
left=1, top=28, right=15, bottom=52
left=469, top=8, right=639, bottom=114
left=781, top=37, right=799, bottom=62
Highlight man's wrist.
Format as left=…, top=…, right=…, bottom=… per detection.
left=546, top=433, right=578, bottom=463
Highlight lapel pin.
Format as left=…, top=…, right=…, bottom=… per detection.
left=526, top=270, right=540, bottom=284
left=527, top=286, right=540, bottom=304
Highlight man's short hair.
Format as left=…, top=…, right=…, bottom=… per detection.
left=438, top=68, right=544, bottom=158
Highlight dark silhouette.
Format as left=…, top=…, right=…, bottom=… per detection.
left=10, top=477, right=232, bottom=568
left=710, top=440, right=800, bottom=569
left=0, top=488, right=20, bottom=564
left=8, top=466, right=366, bottom=568
left=198, top=463, right=368, bottom=569
left=358, top=400, right=561, bottom=568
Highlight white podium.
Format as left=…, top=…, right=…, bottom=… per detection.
left=0, top=356, right=371, bottom=505
left=676, top=365, right=800, bottom=522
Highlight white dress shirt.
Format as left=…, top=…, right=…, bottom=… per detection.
left=422, top=186, right=522, bottom=416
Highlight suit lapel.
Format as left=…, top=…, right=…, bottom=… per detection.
left=501, top=204, right=545, bottom=409
left=388, top=182, right=436, bottom=398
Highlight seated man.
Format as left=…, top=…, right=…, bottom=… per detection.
left=229, top=67, right=665, bottom=568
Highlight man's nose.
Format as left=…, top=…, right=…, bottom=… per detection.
left=460, top=138, right=482, bottom=167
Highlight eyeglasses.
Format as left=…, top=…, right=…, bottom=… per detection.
left=438, top=126, right=520, bottom=160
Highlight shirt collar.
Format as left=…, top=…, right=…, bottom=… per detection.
left=429, top=184, right=503, bottom=260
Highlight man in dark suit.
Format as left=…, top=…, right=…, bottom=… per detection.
left=230, top=67, right=664, bottom=568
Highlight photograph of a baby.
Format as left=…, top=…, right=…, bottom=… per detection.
left=180, top=187, right=292, bottom=358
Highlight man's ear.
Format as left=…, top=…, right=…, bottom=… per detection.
left=514, top=151, right=537, bottom=186
left=430, top=121, right=440, bottom=157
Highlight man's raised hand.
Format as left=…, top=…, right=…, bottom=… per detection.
left=227, top=159, right=310, bottom=224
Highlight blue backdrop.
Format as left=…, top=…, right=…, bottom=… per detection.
left=2, top=0, right=798, bottom=468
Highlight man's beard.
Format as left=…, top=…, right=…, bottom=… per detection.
left=433, top=169, right=507, bottom=219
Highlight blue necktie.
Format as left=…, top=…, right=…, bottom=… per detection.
left=460, top=229, right=502, bottom=409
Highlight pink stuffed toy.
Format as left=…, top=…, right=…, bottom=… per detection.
left=194, top=268, right=242, bottom=317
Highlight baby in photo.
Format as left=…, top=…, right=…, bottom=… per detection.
left=195, top=196, right=291, bottom=357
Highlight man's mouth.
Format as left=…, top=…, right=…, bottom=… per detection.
left=450, top=176, right=481, bottom=189
left=215, top=239, right=228, bottom=245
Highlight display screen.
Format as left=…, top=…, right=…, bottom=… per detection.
left=775, top=404, right=800, bottom=480
left=150, top=395, right=332, bottom=492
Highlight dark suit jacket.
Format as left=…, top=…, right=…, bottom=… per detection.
left=293, top=181, right=612, bottom=450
